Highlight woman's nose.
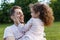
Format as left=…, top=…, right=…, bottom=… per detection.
left=17, top=15, right=20, bottom=17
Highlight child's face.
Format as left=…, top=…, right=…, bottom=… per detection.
left=30, top=8, right=40, bottom=18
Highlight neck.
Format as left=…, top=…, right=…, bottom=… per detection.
left=14, top=22, right=18, bottom=27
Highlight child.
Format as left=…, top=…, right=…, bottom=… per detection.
left=17, top=2, right=54, bottom=40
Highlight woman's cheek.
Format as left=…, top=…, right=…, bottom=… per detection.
left=31, top=13, right=33, bottom=17
left=17, top=15, right=20, bottom=17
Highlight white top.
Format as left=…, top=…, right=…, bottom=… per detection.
left=19, top=18, right=46, bottom=40
left=3, top=24, right=24, bottom=40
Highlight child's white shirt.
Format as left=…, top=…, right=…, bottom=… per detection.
left=19, top=18, right=46, bottom=40
left=3, top=24, right=24, bottom=40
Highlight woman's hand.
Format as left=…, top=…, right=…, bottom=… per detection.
left=14, top=13, right=24, bottom=25
left=11, top=13, right=24, bottom=26
left=19, top=15, right=24, bottom=23
left=14, top=14, right=20, bottom=25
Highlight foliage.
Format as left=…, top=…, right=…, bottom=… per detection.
left=0, top=0, right=60, bottom=23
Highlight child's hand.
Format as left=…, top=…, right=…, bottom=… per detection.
left=14, top=13, right=20, bottom=24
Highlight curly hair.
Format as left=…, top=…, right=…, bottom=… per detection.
left=29, top=3, right=54, bottom=26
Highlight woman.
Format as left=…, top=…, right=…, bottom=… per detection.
left=3, top=6, right=24, bottom=40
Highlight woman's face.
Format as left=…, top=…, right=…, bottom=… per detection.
left=12, top=9, right=24, bottom=22
left=30, top=8, right=40, bottom=18
left=14, top=9, right=23, bottom=18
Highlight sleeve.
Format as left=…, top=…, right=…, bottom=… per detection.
left=18, top=18, right=33, bottom=33
left=3, top=27, right=14, bottom=38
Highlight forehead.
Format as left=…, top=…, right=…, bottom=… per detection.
left=14, top=9, right=22, bottom=13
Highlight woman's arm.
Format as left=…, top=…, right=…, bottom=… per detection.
left=4, top=38, right=6, bottom=40
left=3, top=27, right=15, bottom=40
left=4, top=36, right=15, bottom=40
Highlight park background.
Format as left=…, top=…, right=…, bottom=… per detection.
left=0, top=0, right=60, bottom=40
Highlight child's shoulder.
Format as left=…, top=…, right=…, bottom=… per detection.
left=28, top=18, right=43, bottom=24
left=30, top=18, right=40, bottom=21
left=30, top=18, right=39, bottom=20
left=31, top=18, right=43, bottom=24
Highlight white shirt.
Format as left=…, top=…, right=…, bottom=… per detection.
left=19, top=18, right=46, bottom=40
left=3, top=24, right=24, bottom=40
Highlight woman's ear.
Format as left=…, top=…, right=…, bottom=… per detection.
left=10, top=15, right=14, bottom=20
left=10, top=15, right=16, bottom=22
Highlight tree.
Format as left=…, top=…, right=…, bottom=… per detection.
left=0, top=0, right=60, bottom=23
left=51, top=0, right=60, bottom=21
left=0, top=0, right=37, bottom=23
left=0, top=0, right=14, bottom=23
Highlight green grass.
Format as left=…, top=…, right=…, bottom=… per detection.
left=0, top=22, right=60, bottom=40
left=45, top=22, right=60, bottom=40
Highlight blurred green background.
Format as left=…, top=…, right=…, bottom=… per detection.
left=0, top=0, right=60, bottom=23
left=0, top=0, right=60, bottom=40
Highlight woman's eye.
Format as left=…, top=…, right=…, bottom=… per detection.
left=18, top=12, right=21, bottom=14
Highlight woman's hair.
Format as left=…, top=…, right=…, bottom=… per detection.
left=29, top=3, right=54, bottom=26
left=10, top=6, right=21, bottom=16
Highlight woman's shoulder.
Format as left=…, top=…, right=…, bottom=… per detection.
left=4, top=24, right=14, bottom=32
left=3, top=25, right=15, bottom=38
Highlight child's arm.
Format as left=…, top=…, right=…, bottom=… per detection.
left=18, top=18, right=33, bottom=33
